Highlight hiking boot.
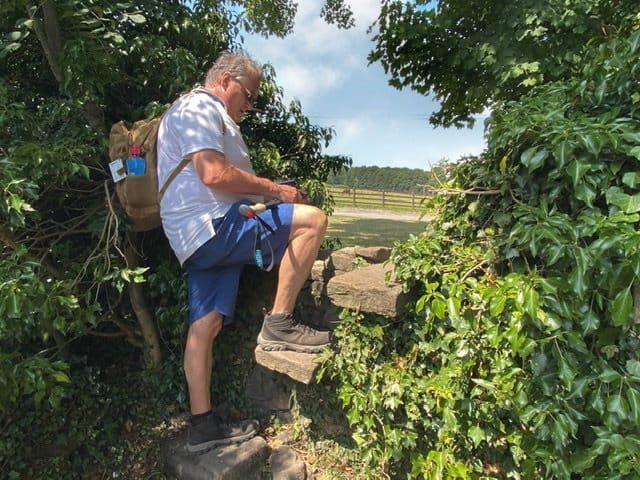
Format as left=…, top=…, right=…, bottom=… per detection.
left=187, top=413, right=258, bottom=453
left=257, top=312, right=331, bottom=353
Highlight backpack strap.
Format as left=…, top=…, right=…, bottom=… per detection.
left=157, top=87, right=227, bottom=201
left=158, top=156, right=190, bottom=202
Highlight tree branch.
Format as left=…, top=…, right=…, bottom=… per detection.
left=27, top=1, right=106, bottom=131
left=27, top=1, right=64, bottom=84
left=0, top=227, right=64, bottom=280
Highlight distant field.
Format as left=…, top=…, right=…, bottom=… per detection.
left=328, top=185, right=428, bottom=213
left=326, top=214, right=427, bottom=248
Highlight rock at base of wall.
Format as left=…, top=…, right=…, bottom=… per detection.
left=245, top=365, right=293, bottom=413
left=270, top=445, right=307, bottom=480
left=164, top=433, right=268, bottom=480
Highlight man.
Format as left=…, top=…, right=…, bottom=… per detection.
left=157, top=50, right=331, bottom=453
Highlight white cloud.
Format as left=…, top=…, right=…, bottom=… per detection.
left=330, top=116, right=372, bottom=145
left=348, top=0, right=381, bottom=30
left=440, top=143, right=486, bottom=162
left=277, top=64, right=342, bottom=104
left=242, top=0, right=487, bottom=170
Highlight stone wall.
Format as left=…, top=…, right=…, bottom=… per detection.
left=164, top=246, right=415, bottom=479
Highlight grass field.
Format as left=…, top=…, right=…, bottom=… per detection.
left=326, top=215, right=427, bottom=247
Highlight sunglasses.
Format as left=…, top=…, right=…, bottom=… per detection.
left=232, top=76, right=258, bottom=104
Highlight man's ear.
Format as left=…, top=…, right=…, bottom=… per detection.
left=219, top=71, right=233, bottom=90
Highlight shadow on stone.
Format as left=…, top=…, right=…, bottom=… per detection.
left=270, top=445, right=306, bottom=480
left=163, top=431, right=268, bottom=480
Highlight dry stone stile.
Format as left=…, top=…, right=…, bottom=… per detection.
left=165, top=246, right=413, bottom=479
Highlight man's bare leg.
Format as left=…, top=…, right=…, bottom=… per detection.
left=257, top=204, right=330, bottom=353
left=184, top=310, right=258, bottom=452
left=184, top=311, right=223, bottom=414
left=271, top=204, right=327, bottom=313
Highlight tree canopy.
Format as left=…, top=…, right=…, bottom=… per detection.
left=324, top=1, right=640, bottom=478
left=0, top=1, right=351, bottom=475
left=370, top=0, right=639, bottom=127
left=327, top=164, right=447, bottom=193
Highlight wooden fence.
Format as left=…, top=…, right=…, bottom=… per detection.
left=327, top=185, right=429, bottom=211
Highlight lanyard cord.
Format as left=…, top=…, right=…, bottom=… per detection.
left=252, top=215, right=275, bottom=271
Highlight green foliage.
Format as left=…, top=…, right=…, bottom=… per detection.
left=371, top=0, right=640, bottom=127
left=0, top=0, right=351, bottom=475
left=327, top=165, right=440, bottom=193
left=325, top=11, right=640, bottom=479
left=234, top=0, right=354, bottom=37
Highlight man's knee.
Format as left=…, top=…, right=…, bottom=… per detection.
left=187, top=311, right=224, bottom=346
left=292, top=204, right=327, bottom=234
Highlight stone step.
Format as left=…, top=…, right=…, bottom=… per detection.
left=254, top=346, right=321, bottom=385
left=164, top=433, right=308, bottom=479
left=164, top=434, right=268, bottom=480
left=326, top=262, right=410, bottom=317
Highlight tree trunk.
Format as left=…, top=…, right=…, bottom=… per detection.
left=27, top=1, right=63, bottom=84
left=125, top=231, right=163, bottom=369
left=28, top=1, right=105, bottom=131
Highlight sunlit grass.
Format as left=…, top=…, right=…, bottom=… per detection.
left=326, top=215, right=427, bottom=248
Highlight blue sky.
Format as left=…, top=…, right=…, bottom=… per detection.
left=242, top=0, right=487, bottom=170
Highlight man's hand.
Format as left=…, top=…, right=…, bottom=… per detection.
left=276, top=183, right=308, bottom=204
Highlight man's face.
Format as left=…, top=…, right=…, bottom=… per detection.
left=226, top=73, right=260, bottom=123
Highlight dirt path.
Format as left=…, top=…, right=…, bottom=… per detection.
left=332, top=207, right=427, bottom=222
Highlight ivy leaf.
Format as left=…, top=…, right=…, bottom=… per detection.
left=567, top=160, right=590, bottom=188
left=630, top=30, right=640, bottom=54
left=523, top=286, right=538, bottom=319
left=571, top=448, right=597, bottom=472
left=468, top=425, right=485, bottom=447
left=520, top=147, right=548, bottom=172
left=580, top=310, right=599, bottom=334
left=554, top=141, right=572, bottom=168
left=490, top=293, right=506, bottom=317
left=626, top=360, right=640, bottom=377
left=531, top=352, right=548, bottom=376
left=621, top=132, right=640, bottom=144
left=629, top=146, right=640, bottom=160
left=574, top=181, right=597, bottom=206
left=622, top=172, right=640, bottom=188
left=594, top=79, right=607, bottom=104
left=432, top=298, right=446, bottom=319
left=499, top=155, right=508, bottom=174
left=579, top=133, right=601, bottom=156
left=552, top=415, right=571, bottom=447
left=611, top=287, right=632, bottom=327
left=626, top=388, right=640, bottom=425
left=607, top=394, right=628, bottom=419
left=606, top=187, right=640, bottom=213
left=53, top=371, right=70, bottom=383
left=126, top=13, right=146, bottom=24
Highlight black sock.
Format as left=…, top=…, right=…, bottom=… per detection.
left=189, top=410, right=212, bottom=426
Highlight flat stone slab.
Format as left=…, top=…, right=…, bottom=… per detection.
left=354, top=246, right=391, bottom=263
left=254, top=347, right=320, bottom=384
left=164, top=433, right=268, bottom=480
left=326, top=247, right=358, bottom=273
left=326, top=262, right=409, bottom=317
left=270, top=445, right=307, bottom=480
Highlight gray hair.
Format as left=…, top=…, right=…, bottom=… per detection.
left=205, top=50, right=262, bottom=85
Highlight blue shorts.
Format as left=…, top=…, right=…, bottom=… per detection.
left=184, top=200, right=294, bottom=325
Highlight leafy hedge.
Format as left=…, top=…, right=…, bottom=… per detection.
left=0, top=2, right=349, bottom=476
left=323, top=26, right=640, bottom=480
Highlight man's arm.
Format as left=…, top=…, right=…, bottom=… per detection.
left=191, top=149, right=304, bottom=203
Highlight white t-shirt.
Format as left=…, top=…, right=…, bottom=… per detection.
left=157, top=88, right=261, bottom=265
